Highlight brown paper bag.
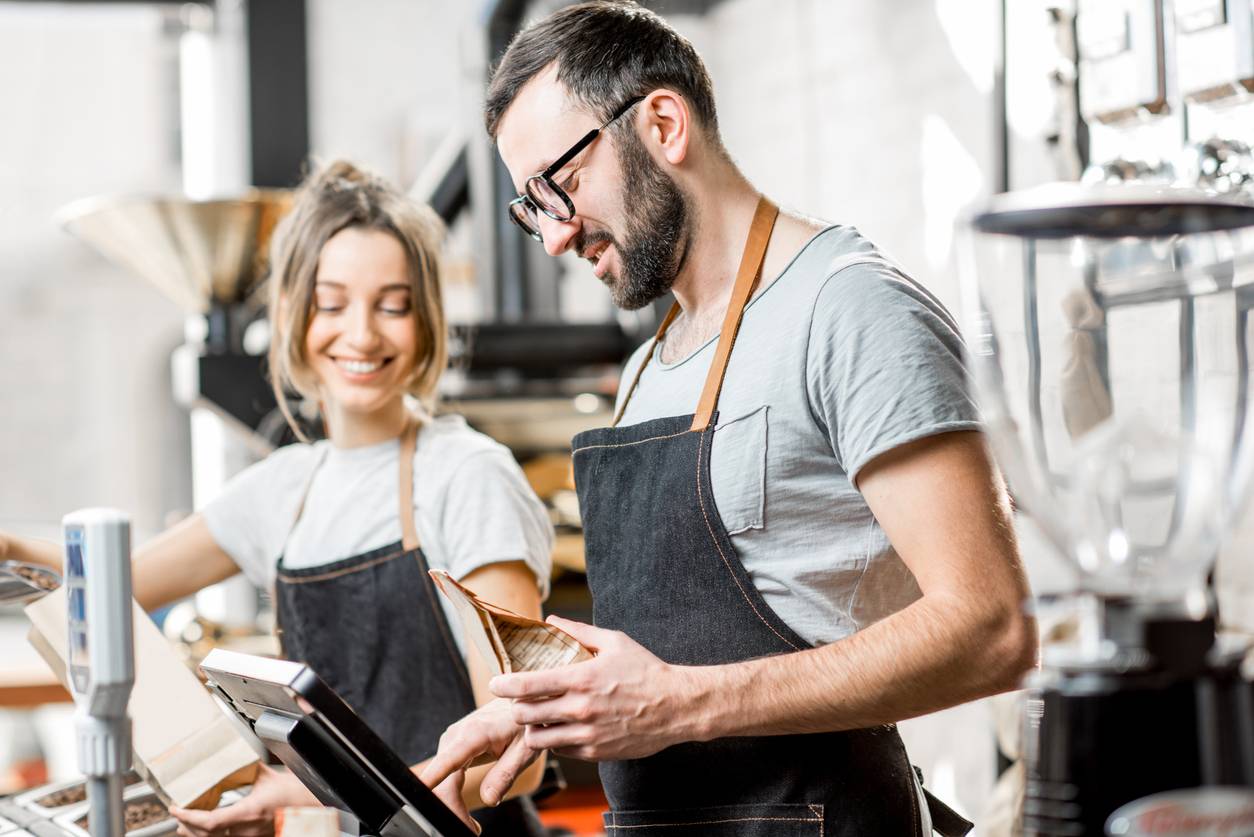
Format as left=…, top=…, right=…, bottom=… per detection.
left=25, top=588, right=259, bottom=809
left=429, top=569, right=594, bottom=675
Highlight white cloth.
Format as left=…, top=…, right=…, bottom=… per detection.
left=202, top=414, right=554, bottom=657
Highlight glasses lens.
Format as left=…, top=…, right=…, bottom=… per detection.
left=508, top=200, right=542, bottom=241
left=526, top=176, right=573, bottom=221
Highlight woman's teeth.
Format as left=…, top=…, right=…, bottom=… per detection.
left=337, top=358, right=382, bottom=374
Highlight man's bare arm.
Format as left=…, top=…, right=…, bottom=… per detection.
left=676, top=430, right=1037, bottom=739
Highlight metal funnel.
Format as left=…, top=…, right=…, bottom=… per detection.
left=56, top=191, right=292, bottom=315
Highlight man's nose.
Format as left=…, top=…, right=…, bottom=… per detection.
left=536, top=212, right=579, bottom=257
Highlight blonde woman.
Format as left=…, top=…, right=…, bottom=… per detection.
left=3, top=161, right=551, bottom=837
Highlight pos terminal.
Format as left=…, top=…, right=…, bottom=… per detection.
left=63, top=509, right=135, bottom=837
left=200, top=650, right=475, bottom=837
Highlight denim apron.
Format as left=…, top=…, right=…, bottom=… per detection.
left=572, top=199, right=972, bottom=836
left=273, top=420, right=544, bottom=836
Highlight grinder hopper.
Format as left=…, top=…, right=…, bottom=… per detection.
left=57, top=192, right=291, bottom=352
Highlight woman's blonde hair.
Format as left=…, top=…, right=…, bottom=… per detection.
left=266, top=160, right=447, bottom=440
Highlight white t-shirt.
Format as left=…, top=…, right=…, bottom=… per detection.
left=202, top=414, right=554, bottom=657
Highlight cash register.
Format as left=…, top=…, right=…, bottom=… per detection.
left=199, top=649, right=475, bottom=837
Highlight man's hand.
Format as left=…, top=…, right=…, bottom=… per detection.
left=422, top=618, right=706, bottom=825
left=491, top=616, right=706, bottom=761
left=171, top=765, right=318, bottom=837
left=419, top=698, right=539, bottom=829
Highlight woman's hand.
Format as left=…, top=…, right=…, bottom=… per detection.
left=170, top=765, right=319, bottom=837
left=420, top=698, right=541, bottom=832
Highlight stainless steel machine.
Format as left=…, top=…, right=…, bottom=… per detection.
left=56, top=191, right=292, bottom=634
left=962, top=182, right=1254, bottom=835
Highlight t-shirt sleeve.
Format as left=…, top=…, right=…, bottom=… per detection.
left=436, top=449, right=554, bottom=599
left=200, top=444, right=314, bottom=589
left=806, top=262, right=982, bottom=485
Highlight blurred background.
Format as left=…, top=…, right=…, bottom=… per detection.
left=3, top=0, right=1254, bottom=833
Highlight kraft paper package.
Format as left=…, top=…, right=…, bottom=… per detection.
left=429, top=569, right=594, bottom=674
left=25, top=587, right=260, bottom=809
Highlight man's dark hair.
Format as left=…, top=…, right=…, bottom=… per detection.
left=484, top=1, right=720, bottom=142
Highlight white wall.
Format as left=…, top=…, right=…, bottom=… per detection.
left=306, top=0, right=482, bottom=187
left=703, top=0, right=996, bottom=313
left=0, top=4, right=188, bottom=542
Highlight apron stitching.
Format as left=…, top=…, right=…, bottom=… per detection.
left=276, top=549, right=405, bottom=583
left=809, top=804, right=824, bottom=837
left=572, top=428, right=692, bottom=455
left=695, top=427, right=803, bottom=652
left=898, top=734, right=923, bottom=835
left=606, top=815, right=822, bottom=830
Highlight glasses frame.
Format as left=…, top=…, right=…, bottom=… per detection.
left=508, top=95, right=645, bottom=241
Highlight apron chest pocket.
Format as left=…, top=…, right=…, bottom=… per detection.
left=604, top=803, right=823, bottom=836
left=710, top=406, right=769, bottom=535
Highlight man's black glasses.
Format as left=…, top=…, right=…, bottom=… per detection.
left=507, top=96, right=645, bottom=241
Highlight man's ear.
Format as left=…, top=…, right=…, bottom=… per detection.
left=640, top=89, right=690, bottom=166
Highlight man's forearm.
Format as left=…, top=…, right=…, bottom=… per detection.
left=687, top=591, right=1037, bottom=741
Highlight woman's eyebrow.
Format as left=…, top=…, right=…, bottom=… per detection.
left=313, top=281, right=410, bottom=293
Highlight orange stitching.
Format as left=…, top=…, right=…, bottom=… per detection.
left=606, top=815, right=821, bottom=830
left=809, top=804, right=824, bottom=837
left=572, top=428, right=692, bottom=455
left=897, top=734, right=922, bottom=836
left=277, top=549, right=404, bottom=583
left=695, top=426, right=801, bottom=652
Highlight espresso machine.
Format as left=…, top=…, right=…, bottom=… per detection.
left=962, top=183, right=1254, bottom=835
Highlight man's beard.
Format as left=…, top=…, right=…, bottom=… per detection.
left=576, top=128, right=689, bottom=311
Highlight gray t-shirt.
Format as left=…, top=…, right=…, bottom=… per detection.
left=616, top=225, right=980, bottom=646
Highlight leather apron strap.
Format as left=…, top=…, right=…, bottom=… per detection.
left=612, top=197, right=779, bottom=429
left=398, top=417, right=420, bottom=551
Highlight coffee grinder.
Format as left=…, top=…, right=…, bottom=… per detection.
left=961, top=183, right=1254, bottom=835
